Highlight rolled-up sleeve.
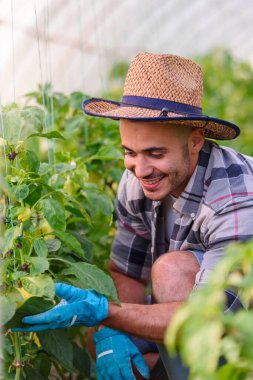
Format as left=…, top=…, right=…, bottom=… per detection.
left=195, top=196, right=253, bottom=289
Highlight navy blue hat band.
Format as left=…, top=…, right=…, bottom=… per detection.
left=121, top=95, right=203, bottom=116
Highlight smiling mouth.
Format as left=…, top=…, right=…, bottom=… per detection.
left=141, top=175, right=164, bottom=185
left=140, top=175, right=165, bottom=186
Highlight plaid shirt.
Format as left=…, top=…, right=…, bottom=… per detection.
left=111, top=140, right=253, bottom=295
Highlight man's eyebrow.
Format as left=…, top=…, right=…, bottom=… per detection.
left=121, top=144, right=168, bottom=152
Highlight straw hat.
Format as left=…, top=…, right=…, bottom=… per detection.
left=83, top=52, right=240, bottom=140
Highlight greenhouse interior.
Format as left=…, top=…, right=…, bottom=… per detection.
left=1, top=1, right=253, bottom=379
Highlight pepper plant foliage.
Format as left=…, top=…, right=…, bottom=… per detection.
left=196, top=48, right=253, bottom=155
left=0, top=86, right=123, bottom=379
left=165, top=241, right=253, bottom=380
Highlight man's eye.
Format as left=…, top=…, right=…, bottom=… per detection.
left=124, top=151, right=134, bottom=156
left=150, top=152, right=163, bottom=158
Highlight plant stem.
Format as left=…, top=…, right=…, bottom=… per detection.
left=13, top=332, right=22, bottom=380
left=48, top=268, right=56, bottom=278
left=19, top=222, right=25, bottom=264
left=52, top=360, right=65, bottom=379
left=31, top=190, right=57, bottom=210
left=48, top=257, right=71, bottom=265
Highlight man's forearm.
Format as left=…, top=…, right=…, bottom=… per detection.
left=108, top=260, right=148, bottom=304
left=106, top=260, right=182, bottom=344
left=103, top=301, right=182, bottom=344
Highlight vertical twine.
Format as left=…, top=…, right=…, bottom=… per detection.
left=10, top=0, right=16, bottom=103
left=34, top=0, right=46, bottom=109
left=44, top=0, right=55, bottom=165
left=45, top=0, right=55, bottom=136
left=0, top=100, right=15, bottom=269
left=0, top=98, right=8, bottom=177
left=34, top=0, right=54, bottom=165
left=78, top=0, right=86, bottom=92
left=92, top=0, right=105, bottom=93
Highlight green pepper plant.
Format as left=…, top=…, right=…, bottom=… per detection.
left=166, top=241, right=253, bottom=380
left=0, top=88, right=123, bottom=379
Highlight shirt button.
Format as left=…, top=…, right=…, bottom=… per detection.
left=190, top=212, right=196, bottom=219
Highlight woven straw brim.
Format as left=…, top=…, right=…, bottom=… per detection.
left=83, top=99, right=240, bottom=140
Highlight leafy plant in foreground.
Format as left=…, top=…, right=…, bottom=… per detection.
left=0, top=98, right=122, bottom=379
left=165, top=240, right=253, bottom=380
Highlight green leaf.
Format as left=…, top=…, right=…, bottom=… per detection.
left=12, top=184, right=29, bottom=201
left=37, top=329, right=74, bottom=371
left=30, top=257, right=49, bottom=275
left=12, top=270, right=28, bottom=281
left=62, top=262, right=119, bottom=302
left=220, top=336, right=240, bottom=363
left=25, top=183, right=42, bottom=206
left=24, top=353, right=51, bottom=380
left=0, top=174, right=13, bottom=198
left=85, top=189, right=113, bottom=217
left=89, top=145, right=124, bottom=161
left=69, top=92, right=88, bottom=109
left=3, top=335, right=14, bottom=356
left=34, top=238, right=48, bottom=257
left=0, top=107, right=20, bottom=144
left=22, top=275, right=54, bottom=299
left=63, top=116, right=84, bottom=136
left=64, top=194, right=92, bottom=225
left=46, top=238, right=61, bottom=252
left=6, top=297, right=54, bottom=329
left=24, top=368, right=43, bottom=380
left=40, top=198, right=66, bottom=231
left=54, top=163, right=76, bottom=173
left=2, top=226, right=20, bottom=254
left=19, top=150, right=40, bottom=173
left=53, top=230, right=85, bottom=258
left=165, top=304, right=191, bottom=354
left=72, top=343, right=91, bottom=377
left=216, top=364, right=247, bottom=380
left=24, top=366, right=49, bottom=380
left=0, top=295, right=16, bottom=326
left=7, top=288, right=23, bottom=304
left=27, top=131, right=65, bottom=140
left=183, top=321, right=223, bottom=374
left=21, top=106, right=44, bottom=134
left=226, top=310, right=253, bottom=359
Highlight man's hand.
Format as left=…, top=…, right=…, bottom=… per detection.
left=12, top=283, right=108, bottom=332
left=94, top=327, right=150, bottom=380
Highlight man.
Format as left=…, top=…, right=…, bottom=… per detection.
left=14, top=53, right=252, bottom=379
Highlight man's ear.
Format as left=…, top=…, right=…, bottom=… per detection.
left=189, top=128, right=205, bottom=153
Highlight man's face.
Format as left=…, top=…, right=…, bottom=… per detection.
left=120, top=120, right=203, bottom=200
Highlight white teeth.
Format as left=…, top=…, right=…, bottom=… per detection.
left=142, top=176, right=163, bottom=185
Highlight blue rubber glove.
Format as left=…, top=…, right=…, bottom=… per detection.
left=93, top=327, right=150, bottom=380
left=12, top=283, right=108, bottom=332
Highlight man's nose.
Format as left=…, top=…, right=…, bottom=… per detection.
left=133, top=156, right=152, bottom=178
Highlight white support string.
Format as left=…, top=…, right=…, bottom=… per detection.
left=0, top=97, right=15, bottom=269
left=78, top=0, right=89, bottom=145
left=4, top=2, right=17, bottom=271
left=78, top=0, right=86, bottom=92
left=0, top=98, right=8, bottom=177
left=34, top=0, right=46, bottom=111
left=44, top=0, right=55, bottom=165
left=92, top=0, right=105, bottom=94
left=45, top=0, right=55, bottom=136
left=10, top=0, right=16, bottom=103
left=34, top=0, right=55, bottom=165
